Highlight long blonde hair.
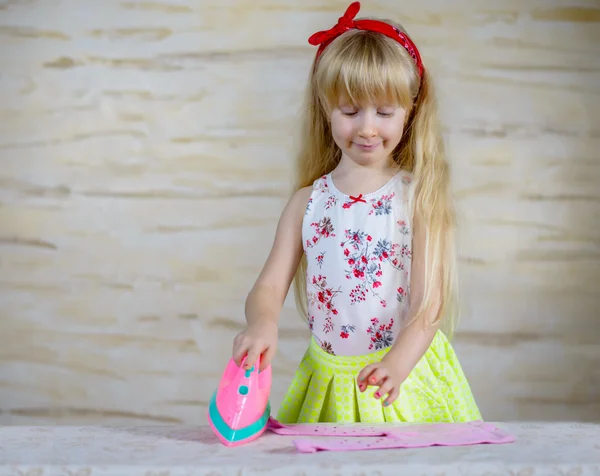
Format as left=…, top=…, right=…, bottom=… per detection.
left=292, top=21, right=458, bottom=338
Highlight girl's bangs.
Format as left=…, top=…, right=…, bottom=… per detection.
left=316, top=33, right=416, bottom=111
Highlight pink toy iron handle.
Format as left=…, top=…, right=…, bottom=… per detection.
left=240, top=353, right=268, bottom=372
left=240, top=355, right=260, bottom=371
left=217, top=355, right=270, bottom=396
left=238, top=355, right=271, bottom=389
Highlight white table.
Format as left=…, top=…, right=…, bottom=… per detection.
left=1, top=422, right=599, bottom=475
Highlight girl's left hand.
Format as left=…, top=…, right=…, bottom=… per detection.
left=357, top=354, right=406, bottom=407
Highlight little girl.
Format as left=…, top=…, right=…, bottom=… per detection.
left=232, top=2, right=482, bottom=423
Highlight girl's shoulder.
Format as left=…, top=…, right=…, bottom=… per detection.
left=310, top=174, right=330, bottom=193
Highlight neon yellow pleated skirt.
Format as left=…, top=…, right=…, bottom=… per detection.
left=276, top=331, right=482, bottom=423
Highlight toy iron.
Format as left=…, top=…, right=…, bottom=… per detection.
left=207, top=356, right=272, bottom=447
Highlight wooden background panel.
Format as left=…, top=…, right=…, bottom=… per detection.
left=0, top=0, right=598, bottom=425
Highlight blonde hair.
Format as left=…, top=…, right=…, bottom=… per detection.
left=292, top=21, right=458, bottom=338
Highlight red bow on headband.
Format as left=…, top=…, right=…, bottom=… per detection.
left=308, top=2, right=424, bottom=78
left=308, top=1, right=361, bottom=46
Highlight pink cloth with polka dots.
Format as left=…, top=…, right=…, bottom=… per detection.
left=267, top=418, right=515, bottom=453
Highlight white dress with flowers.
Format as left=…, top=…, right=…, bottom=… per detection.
left=303, top=171, right=414, bottom=356
left=277, top=170, right=482, bottom=423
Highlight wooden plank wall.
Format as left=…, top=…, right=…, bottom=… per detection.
left=0, top=0, right=598, bottom=424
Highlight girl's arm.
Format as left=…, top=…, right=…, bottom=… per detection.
left=233, top=186, right=311, bottom=369
left=383, top=209, right=442, bottom=380
left=357, top=210, right=443, bottom=402
left=245, top=186, right=311, bottom=326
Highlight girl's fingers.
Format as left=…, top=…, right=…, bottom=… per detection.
left=383, top=386, right=400, bottom=407
left=260, top=345, right=277, bottom=371
left=374, top=378, right=394, bottom=401
left=367, top=367, right=388, bottom=387
left=357, top=363, right=378, bottom=384
left=245, top=345, right=264, bottom=370
left=232, top=342, right=249, bottom=367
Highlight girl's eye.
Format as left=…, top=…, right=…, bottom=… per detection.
left=378, top=111, right=394, bottom=117
left=342, top=111, right=358, bottom=116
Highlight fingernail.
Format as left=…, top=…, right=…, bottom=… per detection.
left=360, top=377, right=364, bottom=382
left=374, top=392, right=380, bottom=398
left=371, top=378, right=376, bottom=383
left=384, top=401, right=389, bottom=407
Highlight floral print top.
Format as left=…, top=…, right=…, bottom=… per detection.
left=303, top=172, right=414, bottom=356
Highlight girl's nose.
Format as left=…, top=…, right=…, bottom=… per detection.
left=358, top=114, right=377, bottom=138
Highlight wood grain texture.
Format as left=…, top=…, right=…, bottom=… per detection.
left=0, top=0, right=598, bottom=425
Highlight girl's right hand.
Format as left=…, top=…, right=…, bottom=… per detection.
left=232, top=321, right=278, bottom=371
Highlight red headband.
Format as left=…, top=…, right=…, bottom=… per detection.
left=308, top=2, right=424, bottom=78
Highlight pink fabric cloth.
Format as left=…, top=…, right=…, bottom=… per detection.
left=267, top=418, right=515, bottom=453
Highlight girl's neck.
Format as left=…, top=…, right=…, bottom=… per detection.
left=330, top=156, right=400, bottom=197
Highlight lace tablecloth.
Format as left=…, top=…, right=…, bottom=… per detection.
left=1, top=422, right=599, bottom=475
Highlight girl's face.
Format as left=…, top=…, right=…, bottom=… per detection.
left=330, top=100, right=407, bottom=168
